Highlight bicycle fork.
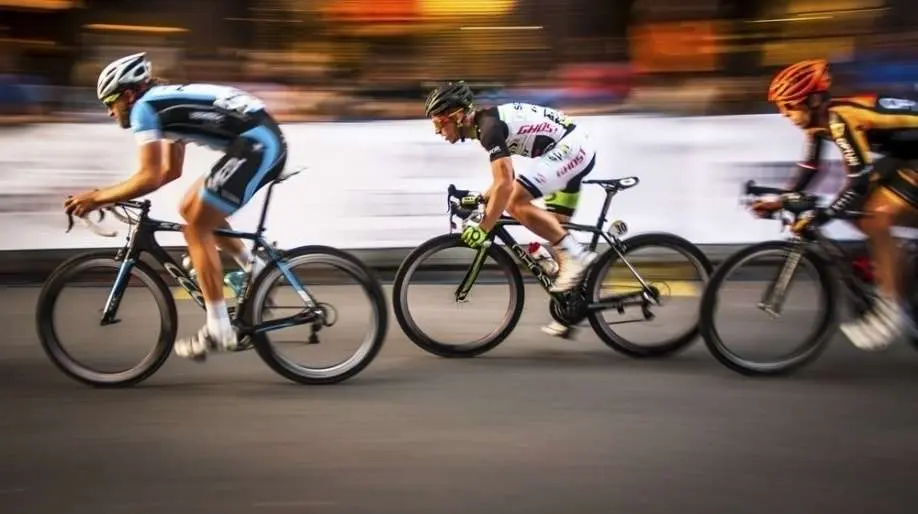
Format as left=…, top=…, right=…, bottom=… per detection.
left=99, top=257, right=136, bottom=326
left=758, top=249, right=803, bottom=318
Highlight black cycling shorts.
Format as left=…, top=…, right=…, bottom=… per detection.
left=872, top=157, right=918, bottom=208
left=200, top=113, right=288, bottom=215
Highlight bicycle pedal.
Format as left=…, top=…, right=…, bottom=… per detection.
left=233, top=336, right=254, bottom=351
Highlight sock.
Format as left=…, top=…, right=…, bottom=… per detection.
left=205, top=299, right=232, bottom=338
left=554, top=234, right=584, bottom=259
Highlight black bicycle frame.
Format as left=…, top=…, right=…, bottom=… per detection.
left=97, top=175, right=320, bottom=337
left=758, top=230, right=875, bottom=317
left=452, top=185, right=654, bottom=312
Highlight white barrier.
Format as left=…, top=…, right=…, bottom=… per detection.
left=0, top=114, right=866, bottom=252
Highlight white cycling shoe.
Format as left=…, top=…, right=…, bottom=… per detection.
left=840, top=297, right=909, bottom=352
left=542, top=320, right=575, bottom=338
left=549, top=250, right=597, bottom=293
left=175, top=325, right=238, bottom=362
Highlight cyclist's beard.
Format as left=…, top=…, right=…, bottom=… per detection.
left=118, top=110, right=130, bottom=129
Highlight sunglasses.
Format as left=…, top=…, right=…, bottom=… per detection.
left=102, top=93, right=121, bottom=108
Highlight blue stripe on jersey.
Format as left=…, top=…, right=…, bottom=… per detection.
left=241, top=125, right=282, bottom=203
left=130, top=100, right=160, bottom=133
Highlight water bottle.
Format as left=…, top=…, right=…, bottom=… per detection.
left=527, top=242, right=559, bottom=277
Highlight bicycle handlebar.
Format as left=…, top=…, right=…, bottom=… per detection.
left=65, top=199, right=147, bottom=238
left=741, top=180, right=866, bottom=225
left=743, top=180, right=789, bottom=197
left=446, top=184, right=484, bottom=221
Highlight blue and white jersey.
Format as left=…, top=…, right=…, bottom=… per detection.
left=129, top=84, right=268, bottom=151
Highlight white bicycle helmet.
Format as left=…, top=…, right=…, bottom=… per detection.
left=96, top=52, right=152, bottom=101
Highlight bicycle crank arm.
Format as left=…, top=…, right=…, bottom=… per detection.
left=242, top=310, right=321, bottom=336
left=587, top=293, right=652, bottom=313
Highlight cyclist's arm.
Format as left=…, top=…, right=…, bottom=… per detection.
left=93, top=103, right=177, bottom=205
left=478, top=116, right=513, bottom=231
left=826, top=111, right=873, bottom=214
left=786, top=132, right=824, bottom=192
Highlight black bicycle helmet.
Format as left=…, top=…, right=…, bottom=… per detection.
left=424, top=81, right=475, bottom=117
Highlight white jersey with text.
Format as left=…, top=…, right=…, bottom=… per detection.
left=477, top=102, right=576, bottom=160
left=475, top=102, right=595, bottom=198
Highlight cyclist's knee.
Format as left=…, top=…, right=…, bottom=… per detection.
left=858, top=209, right=895, bottom=238
left=505, top=200, right=530, bottom=219
left=181, top=191, right=227, bottom=234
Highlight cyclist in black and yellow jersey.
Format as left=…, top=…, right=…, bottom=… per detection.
left=753, top=59, right=918, bottom=351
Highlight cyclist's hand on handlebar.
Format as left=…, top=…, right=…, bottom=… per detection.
left=64, top=189, right=102, bottom=218
left=749, top=198, right=782, bottom=218
left=790, top=207, right=830, bottom=235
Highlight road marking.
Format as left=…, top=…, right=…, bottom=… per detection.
left=171, top=286, right=235, bottom=300
left=601, top=280, right=699, bottom=297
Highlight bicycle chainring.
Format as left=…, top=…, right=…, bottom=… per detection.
left=549, top=291, right=588, bottom=326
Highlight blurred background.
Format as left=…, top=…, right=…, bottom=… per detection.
left=3, top=0, right=918, bottom=126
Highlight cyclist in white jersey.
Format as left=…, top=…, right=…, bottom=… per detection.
left=64, top=53, right=286, bottom=361
left=424, top=81, right=598, bottom=337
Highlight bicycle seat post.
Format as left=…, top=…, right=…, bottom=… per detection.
left=255, top=179, right=280, bottom=237
left=594, top=187, right=618, bottom=231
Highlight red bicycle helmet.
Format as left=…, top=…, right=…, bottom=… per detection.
left=768, top=59, right=831, bottom=105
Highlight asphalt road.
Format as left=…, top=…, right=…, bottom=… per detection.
left=1, top=282, right=917, bottom=514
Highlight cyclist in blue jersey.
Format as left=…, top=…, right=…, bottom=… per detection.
left=64, top=52, right=288, bottom=361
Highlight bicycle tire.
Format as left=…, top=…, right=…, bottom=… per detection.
left=242, top=245, right=388, bottom=385
left=35, top=252, right=177, bottom=388
left=699, top=240, right=838, bottom=376
left=392, top=233, right=525, bottom=358
left=585, top=232, right=714, bottom=357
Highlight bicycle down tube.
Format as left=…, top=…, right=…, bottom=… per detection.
left=98, top=215, right=321, bottom=333
left=454, top=221, right=652, bottom=312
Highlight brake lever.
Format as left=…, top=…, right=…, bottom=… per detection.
left=64, top=206, right=107, bottom=234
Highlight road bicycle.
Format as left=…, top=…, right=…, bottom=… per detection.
left=36, top=168, right=388, bottom=387
left=699, top=180, right=918, bottom=376
left=391, top=177, right=714, bottom=358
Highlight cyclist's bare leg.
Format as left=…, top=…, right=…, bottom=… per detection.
left=506, top=183, right=566, bottom=243
left=505, top=183, right=595, bottom=294
left=844, top=186, right=918, bottom=349
left=174, top=187, right=238, bottom=359
left=183, top=178, right=259, bottom=272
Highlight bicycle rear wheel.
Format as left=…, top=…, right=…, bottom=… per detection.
left=585, top=233, right=713, bottom=357
left=35, top=252, right=177, bottom=387
left=242, top=245, right=388, bottom=385
left=699, top=241, right=838, bottom=376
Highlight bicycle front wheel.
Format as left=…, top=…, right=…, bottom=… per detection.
left=243, top=245, right=388, bottom=385
left=699, top=241, right=838, bottom=376
left=35, top=252, right=177, bottom=387
left=392, top=233, right=525, bottom=358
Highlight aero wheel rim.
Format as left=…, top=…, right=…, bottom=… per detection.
left=399, top=241, right=518, bottom=350
left=591, top=242, right=709, bottom=347
left=709, top=249, right=828, bottom=370
left=42, top=259, right=169, bottom=384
